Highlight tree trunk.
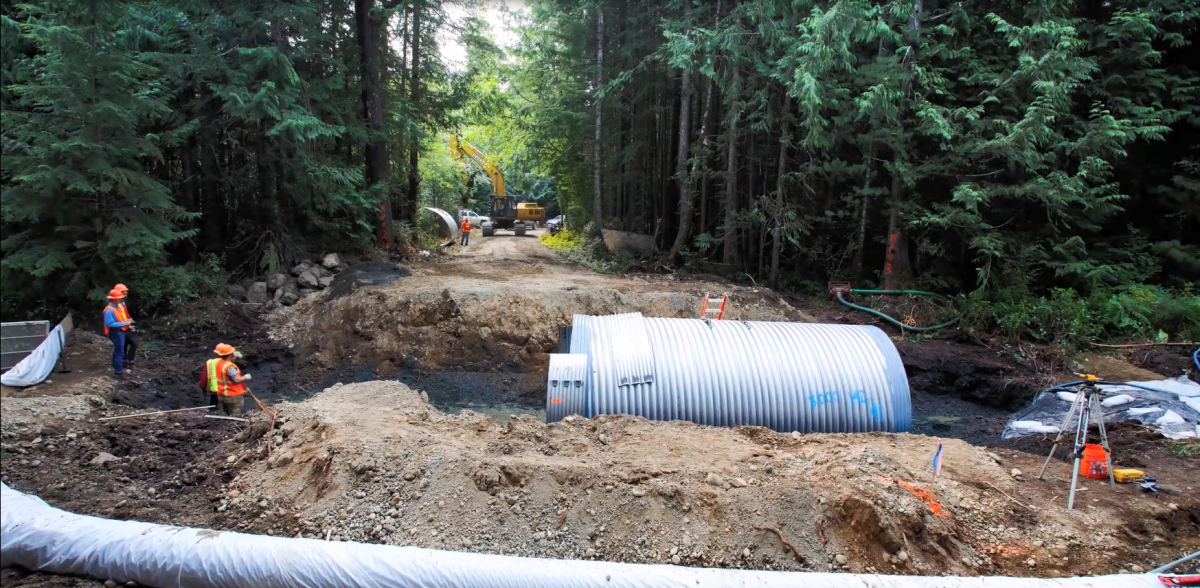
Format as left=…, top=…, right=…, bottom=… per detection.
left=883, top=171, right=912, bottom=289
left=853, top=141, right=876, bottom=279
left=592, top=9, right=605, bottom=239
left=181, top=134, right=199, bottom=262
left=698, top=80, right=715, bottom=238
left=394, top=6, right=410, bottom=217
left=406, top=2, right=423, bottom=228
left=882, top=0, right=922, bottom=290
left=356, top=0, right=391, bottom=252
left=769, top=93, right=791, bottom=289
left=669, top=63, right=694, bottom=263
left=199, top=126, right=222, bottom=255
left=722, top=67, right=741, bottom=266
left=744, top=132, right=755, bottom=275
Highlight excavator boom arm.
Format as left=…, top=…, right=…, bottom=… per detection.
left=449, top=134, right=505, bottom=196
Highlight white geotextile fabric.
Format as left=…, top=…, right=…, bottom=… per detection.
left=1007, top=378, right=1200, bottom=440
left=0, top=484, right=1161, bottom=588
left=0, top=325, right=62, bottom=387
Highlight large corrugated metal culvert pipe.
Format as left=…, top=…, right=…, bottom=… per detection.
left=546, top=313, right=912, bottom=433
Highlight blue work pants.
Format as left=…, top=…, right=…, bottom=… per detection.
left=108, top=331, right=125, bottom=375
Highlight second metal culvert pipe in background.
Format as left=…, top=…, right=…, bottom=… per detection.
left=547, top=313, right=911, bottom=433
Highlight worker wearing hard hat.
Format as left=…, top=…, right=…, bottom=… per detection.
left=202, top=344, right=252, bottom=415
left=102, top=289, right=134, bottom=378
left=460, top=216, right=472, bottom=246
left=112, top=283, right=138, bottom=373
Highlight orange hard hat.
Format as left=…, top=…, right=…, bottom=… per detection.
left=114, top=283, right=129, bottom=294
left=213, top=343, right=237, bottom=356
left=106, top=289, right=125, bottom=300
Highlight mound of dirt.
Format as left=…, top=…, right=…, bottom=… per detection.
left=216, top=380, right=1195, bottom=577
left=270, top=267, right=809, bottom=377
left=1133, top=348, right=1199, bottom=383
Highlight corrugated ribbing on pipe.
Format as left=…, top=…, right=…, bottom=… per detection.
left=546, top=354, right=588, bottom=422
left=550, top=313, right=911, bottom=433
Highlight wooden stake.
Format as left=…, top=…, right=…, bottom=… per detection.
left=205, top=414, right=249, bottom=423
left=1090, top=342, right=1196, bottom=348
left=98, top=406, right=213, bottom=422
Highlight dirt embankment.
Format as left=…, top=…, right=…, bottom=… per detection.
left=269, top=232, right=810, bottom=383
left=21, top=380, right=1172, bottom=579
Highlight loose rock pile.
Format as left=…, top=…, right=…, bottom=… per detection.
left=227, top=253, right=345, bottom=310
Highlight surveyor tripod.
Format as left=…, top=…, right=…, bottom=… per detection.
left=1036, top=375, right=1116, bottom=510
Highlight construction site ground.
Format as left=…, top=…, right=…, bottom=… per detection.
left=3, top=229, right=1198, bottom=587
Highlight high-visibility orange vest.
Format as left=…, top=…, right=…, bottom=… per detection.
left=205, top=358, right=247, bottom=397
left=461, top=218, right=471, bottom=232
left=103, top=303, right=131, bottom=335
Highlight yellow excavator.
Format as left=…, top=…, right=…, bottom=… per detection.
left=449, top=134, right=544, bottom=237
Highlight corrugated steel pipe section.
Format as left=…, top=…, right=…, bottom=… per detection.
left=547, top=313, right=912, bottom=433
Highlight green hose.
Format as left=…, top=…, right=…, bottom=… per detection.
left=836, top=291, right=960, bottom=333
left=849, top=288, right=951, bottom=301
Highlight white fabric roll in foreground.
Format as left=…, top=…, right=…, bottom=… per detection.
left=0, top=484, right=1160, bottom=588
left=0, top=325, right=63, bottom=387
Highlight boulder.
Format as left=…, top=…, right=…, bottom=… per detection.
left=226, top=284, right=247, bottom=301
left=290, top=262, right=312, bottom=277
left=318, top=276, right=334, bottom=289
left=266, top=273, right=288, bottom=292
left=279, top=282, right=300, bottom=306
left=312, top=265, right=332, bottom=279
left=90, top=452, right=119, bottom=467
left=321, top=253, right=342, bottom=270
left=246, top=282, right=270, bottom=304
left=297, top=269, right=320, bottom=289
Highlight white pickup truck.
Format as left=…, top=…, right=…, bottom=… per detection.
left=457, top=210, right=491, bottom=226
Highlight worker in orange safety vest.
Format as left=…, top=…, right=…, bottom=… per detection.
left=112, top=283, right=138, bottom=373
left=201, top=343, right=252, bottom=415
left=460, top=216, right=472, bottom=246
left=102, top=290, right=134, bottom=377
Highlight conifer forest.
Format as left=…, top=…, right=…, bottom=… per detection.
left=2, top=0, right=1198, bottom=344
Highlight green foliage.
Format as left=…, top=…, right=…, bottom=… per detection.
left=539, top=227, right=632, bottom=273
left=119, top=254, right=230, bottom=311
left=1167, top=439, right=1200, bottom=458
left=506, top=0, right=1200, bottom=345
left=1, top=0, right=473, bottom=317
left=961, top=284, right=1200, bottom=349
left=1, top=0, right=196, bottom=311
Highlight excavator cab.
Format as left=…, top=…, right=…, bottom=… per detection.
left=491, top=196, right=517, bottom=219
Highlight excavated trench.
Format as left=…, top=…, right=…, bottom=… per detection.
left=107, top=257, right=1047, bottom=450
left=256, top=323, right=1041, bottom=447
left=102, top=303, right=1046, bottom=451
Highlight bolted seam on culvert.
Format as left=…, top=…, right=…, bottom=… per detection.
left=546, top=313, right=911, bottom=433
